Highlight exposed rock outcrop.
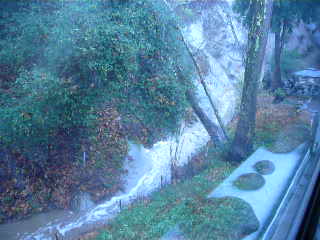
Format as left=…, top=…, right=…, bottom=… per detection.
left=171, top=0, right=245, bottom=126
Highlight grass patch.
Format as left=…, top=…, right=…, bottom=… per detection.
left=89, top=93, right=313, bottom=240
left=269, top=124, right=310, bottom=153
left=254, top=93, right=312, bottom=151
left=92, top=146, right=235, bottom=240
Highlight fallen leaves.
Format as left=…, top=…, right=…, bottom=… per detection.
left=0, top=106, right=128, bottom=223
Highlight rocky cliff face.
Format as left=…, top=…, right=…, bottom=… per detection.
left=169, top=0, right=245, bottom=125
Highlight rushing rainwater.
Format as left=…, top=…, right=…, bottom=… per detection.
left=0, top=2, right=243, bottom=238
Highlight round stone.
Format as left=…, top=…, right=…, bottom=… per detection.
left=254, top=160, right=275, bottom=175
left=233, top=173, right=265, bottom=191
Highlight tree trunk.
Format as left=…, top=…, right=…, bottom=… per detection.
left=272, top=18, right=287, bottom=103
left=185, top=89, right=221, bottom=145
left=162, top=0, right=229, bottom=142
left=227, top=0, right=273, bottom=163
left=271, top=21, right=283, bottom=91
left=176, top=66, right=222, bottom=145
left=179, top=30, right=230, bottom=142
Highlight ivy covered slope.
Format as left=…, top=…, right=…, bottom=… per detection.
left=0, top=0, right=194, bottom=222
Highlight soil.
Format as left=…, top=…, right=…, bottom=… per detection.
left=255, top=93, right=312, bottom=151
left=269, top=124, right=311, bottom=153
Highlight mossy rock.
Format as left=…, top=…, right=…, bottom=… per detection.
left=254, top=160, right=275, bottom=175
left=180, top=197, right=260, bottom=240
left=233, top=173, right=265, bottom=191
left=269, top=124, right=311, bottom=153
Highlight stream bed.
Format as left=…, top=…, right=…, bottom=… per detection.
left=0, top=123, right=210, bottom=240
left=0, top=11, right=240, bottom=239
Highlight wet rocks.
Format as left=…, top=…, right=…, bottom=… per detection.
left=233, top=173, right=266, bottom=191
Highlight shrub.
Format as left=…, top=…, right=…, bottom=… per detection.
left=0, top=0, right=194, bottom=163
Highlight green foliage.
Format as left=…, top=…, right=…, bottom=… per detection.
left=0, top=1, right=53, bottom=88
left=233, top=173, right=265, bottom=190
left=95, top=155, right=234, bottom=240
left=0, top=0, right=194, bottom=163
left=0, top=69, right=93, bottom=160
left=255, top=123, right=279, bottom=149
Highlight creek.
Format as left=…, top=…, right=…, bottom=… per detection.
left=0, top=6, right=241, bottom=238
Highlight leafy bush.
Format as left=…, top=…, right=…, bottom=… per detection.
left=0, top=0, right=196, bottom=220
left=0, top=0, right=194, bottom=163
left=0, top=69, right=96, bottom=161
left=94, top=152, right=235, bottom=240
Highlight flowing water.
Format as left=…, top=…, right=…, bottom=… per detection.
left=0, top=5, right=241, bottom=239
left=0, top=121, right=211, bottom=239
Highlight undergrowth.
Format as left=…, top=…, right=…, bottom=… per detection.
left=254, top=92, right=311, bottom=150
left=87, top=92, right=312, bottom=240
left=92, top=146, right=234, bottom=240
